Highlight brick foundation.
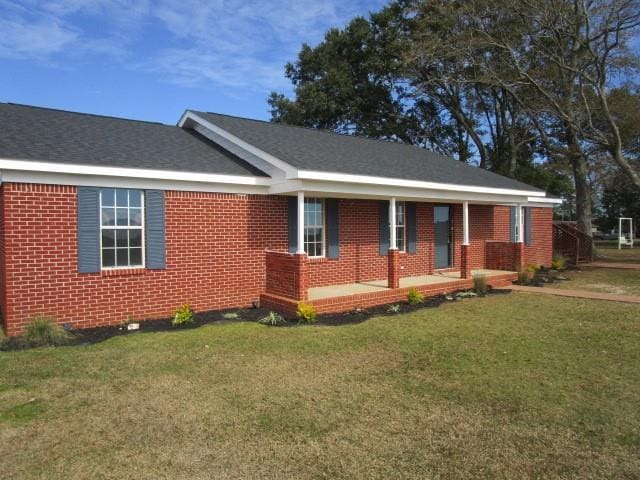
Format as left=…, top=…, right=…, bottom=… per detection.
left=460, top=244, right=471, bottom=279
left=388, top=249, right=400, bottom=288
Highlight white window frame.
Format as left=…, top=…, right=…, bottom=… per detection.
left=396, top=201, right=406, bottom=252
left=515, top=206, right=522, bottom=243
left=99, top=188, right=145, bottom=269
left=304, top=198, right=325, bottom=258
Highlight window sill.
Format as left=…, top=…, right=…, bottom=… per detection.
left=101, top=267, right=147, bottom=277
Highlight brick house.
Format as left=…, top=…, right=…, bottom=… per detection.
left=0, top=104, right=559, bottom=335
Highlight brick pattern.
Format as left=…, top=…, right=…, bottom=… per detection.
left=387, top=249, right=400, bottom=288
left=261, top=272, right=518, bottom=317
left=265, top=250, right=308, bottom=300
left=460, top=244, right=471, bottom=279
left=0, top=183, right=288, bottom=336
left=0, top=182, right=553, bottom=335
left=486, top=241, right=516, bottom=271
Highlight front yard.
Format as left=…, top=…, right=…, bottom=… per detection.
left=1, top=293, right=639, bottom=479
left=550, top=267, right=640, bottom=296
left=595, top=240, right=640, bottom=263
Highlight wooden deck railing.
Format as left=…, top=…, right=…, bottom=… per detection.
left=552, top=222, right=593, bottom=263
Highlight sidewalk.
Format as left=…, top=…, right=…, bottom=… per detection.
left=496, top=284, right=640, bottom=304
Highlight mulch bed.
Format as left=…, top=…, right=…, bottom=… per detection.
left=1, top=288, right=511, bottom=351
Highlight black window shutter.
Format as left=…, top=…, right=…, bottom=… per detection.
left=287, top=197, right=297, bottom=253
left=326, top=199, right=339, bottom=259
left=379, top=201, right=389, bottom=256
left=524, top=207, right=533, bottom=246
left=145, top=190, right=166, bottom=269
left=407, top=202, right=417, bottom=254
left=77, top=186, right=101, bottom=273
left=509, top=206, right=517, bottom=242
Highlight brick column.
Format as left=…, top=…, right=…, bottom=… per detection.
left=460, top=244, right=471, bottom=279
left=293, top=253, right=309, bottom=301
left=514, top=242, right=525, bottom=272
left=388, top=249, right=400, bottom=289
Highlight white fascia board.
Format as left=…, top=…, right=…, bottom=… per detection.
left=0, top=158, right=270, bottom=187
left=270, top=179, right=530, bottom=204
left=178, top=111, right=297, bottom=178
left=0, top=170, right=268, bottom=194
left=295, top=170, right=546, bottom=197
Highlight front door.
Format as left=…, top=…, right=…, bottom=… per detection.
left=434, top=205, right=452, bottom=269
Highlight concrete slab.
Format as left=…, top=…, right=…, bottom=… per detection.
left=307, top=269, right=515, bottom=301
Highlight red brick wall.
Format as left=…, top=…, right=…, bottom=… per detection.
left=0, top=183, right=288, bottom=336
left=0, top=183, right=554, bottom=335
left=265, top=251, right=308, bottom=300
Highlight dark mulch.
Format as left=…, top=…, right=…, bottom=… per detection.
left=1, top=288, right=511, bottom=351
left=523, top=266, right=578, bottom=288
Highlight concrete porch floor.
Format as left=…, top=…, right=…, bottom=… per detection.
left=307, top=269, right=516, bottom=301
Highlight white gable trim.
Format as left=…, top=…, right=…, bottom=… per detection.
left=178, top=111, right=296, bottom=178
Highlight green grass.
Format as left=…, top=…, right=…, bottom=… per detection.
left=1, top=293, right=639, bottom=478
left=553, top=267, right=640, bottom=296
left=594, top=240, right=640, bottom=263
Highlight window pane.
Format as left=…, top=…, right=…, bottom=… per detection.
left=130, top=208, right=142, bottom=227
left=116, top=248, right=128, bottom=266
left=101, top=189, right=115, bottom=207
left=130, top=248, right=142, bottom=266
left=101, top=208, right=115, bottom=226
left=102, top=249, right=115, bottom=268
left=101, top=229, right=115, bottom=248
left=129, top=190, right=142, bottom=208
left=116, top=208, right=128, bottom=226
left=115, top=230, right=128, bottom=248
left=129, top=229, right=142, bottom=247
left=116, top=189, right=128, bottom=207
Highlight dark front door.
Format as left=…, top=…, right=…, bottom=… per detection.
left=434, top=205, right=452, bottom=269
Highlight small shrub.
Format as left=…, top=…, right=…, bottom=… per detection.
left=258, top=311, right=286, bottom=326
left=23, top=316, right=72, bottom=346
left=407, top=288, right=424, bottom=305
left=387, top=304, right=401, bottom=313
left=552, top=254, right=567, bottom=270
left=296, top=301, right=317, bottom=323
left=472, top=274, right=488, bottom=295
left=172, top=304, right=194, bottom=327
left=526, top=264, right=540, bottom=274
left=517, top=270, right=530, bottom=285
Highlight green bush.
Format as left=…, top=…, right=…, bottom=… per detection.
left=23, top=316, right=73, bottom=346
left=526, top=264, right=540, bottom=274
left=296, top=302, right=317, bottom=323
left=407, top=288, right=424, bottom=305
left=172, top=304, right=194, bottom=327
left=258, top=311, right=286, bottom=326
left=552, top=254, right=567, bottom=270
left=472, top=274, right=488, bottom=295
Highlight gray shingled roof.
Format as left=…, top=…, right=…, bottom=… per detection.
left=0, top=103, right=267, bottom=177
left=195, top=111, right=542, bottom=192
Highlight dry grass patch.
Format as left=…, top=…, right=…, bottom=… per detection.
left=0, top=294, right=639, bottom=479
left=594, top=241, right=640, bottom=263
left=553, top=267, right=640, bottom=296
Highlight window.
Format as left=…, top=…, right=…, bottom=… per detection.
left=100, top=188, right=144, bottom=268
left=514, top=206, right=522, bottom=242
left=304, top=198, right=324, bottom=257
left=395, top=202, right=406, bottom=252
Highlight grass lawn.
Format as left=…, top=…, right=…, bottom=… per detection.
left=1, top=293, right=639, bottom=479
left=594, top=240, right=640, bottom=263
left=552, top=267, right=640, bottom=296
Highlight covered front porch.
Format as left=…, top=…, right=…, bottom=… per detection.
left=308, top=269, right=516, bottom=300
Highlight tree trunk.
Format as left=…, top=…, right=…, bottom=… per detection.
left=568, top=129, right=592, bottom=237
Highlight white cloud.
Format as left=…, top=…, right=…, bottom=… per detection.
left=0, top=0, right=387, bottom=91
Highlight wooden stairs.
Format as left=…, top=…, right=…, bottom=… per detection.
left=552, top=222, right=593, bottom=264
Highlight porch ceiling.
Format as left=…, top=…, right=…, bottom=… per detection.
left=307, top=269, right=516, bottom=301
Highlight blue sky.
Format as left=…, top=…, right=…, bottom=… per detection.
left=0, top=0, right=386, bottom=124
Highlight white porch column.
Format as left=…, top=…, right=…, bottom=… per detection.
left=462, top=201, right=470, bottom=246
left=297, top=191, right=305, bottom=254
left=517, top=203, right=524, bottom=243
left=389, top=197, right=397, bottom=250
